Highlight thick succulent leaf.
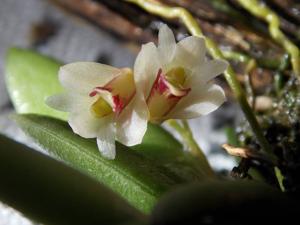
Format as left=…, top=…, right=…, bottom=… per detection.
left=132, top=124, right=215, bottom=179
left=5, top=47, right=67, bottom=120
left=14, top=114, right=209, bottom=213
left=0, top=135, right=146, bottom=225
left=151, top=180, right=297, bottom=225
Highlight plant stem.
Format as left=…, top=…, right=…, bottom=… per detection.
left=222, top=50, right=286, bottom=70
left=274, top=167, right=285, bottom=192
left=236, top=0, right=300, bottom=77
left=181, top=120, right=204, bottom=157
left=125, top=0, right=277, bottom=162
left=167, top=119, right=214, bottom=175
left=222, top=50, right=251, bottom=64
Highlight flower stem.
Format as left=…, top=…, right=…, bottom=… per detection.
left=236, top=0, right=300, bottom=77
left=181, top=120, right=204, bottom=157
left=167, top=119, right=214, bottom=176
left=125, top=0, right=277, bottom=162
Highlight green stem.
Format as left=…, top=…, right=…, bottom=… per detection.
left=181, top=120, right=203, bottom=158
left=222, top=50, right=287, bottom=70
left=244, top=59, right=256, bottom=109
left=222, top=50, right=251, bottom=64
left=236, top=0, right=300, bottom=77
left=125, top=0, right=277, bottom=162
left=167, top=119, right=214, bottom=175
left=274, top=167, right=285, bottom=192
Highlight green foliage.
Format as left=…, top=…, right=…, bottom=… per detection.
left=5, top=47, right=67, bottom=120
left=0, top=135, right=146, bottom=225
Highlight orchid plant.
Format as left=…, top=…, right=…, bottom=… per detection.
left=46, top=25, right=227, bottom=159
left=2, top=0, right=299, bottom=223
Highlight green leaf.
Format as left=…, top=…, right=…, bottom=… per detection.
left=132, top=124, right=211, bottom=181
left=0, top=135, right=146, bottom=225
left=5, top=47, right=67, bottom=120
left=151, top=180, right=297, bottom=225
left=14, top=114, right=207, bottom=213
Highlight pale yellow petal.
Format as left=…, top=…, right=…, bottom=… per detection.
left=174, top=36, right=206, bottom=68
left=97, top=120, right=116, bottom=159
left=134, top=42, right=160, bottom=97
left=158, top=24, right=176, bottom=64
left=168, top=84, right=225, bottom=119
left=59, top=62, right=120, bottom=94
left=189, top=59, right=228, bottom=86
left=46, top=92, right=89, bottom=112
left=116, top=92, right=149, bottom=146
left=68, top=102, right=104, bottom=139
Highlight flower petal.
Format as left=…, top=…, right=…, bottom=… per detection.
left=68, top=103, right=104, bottom=139
left=168, top=84, right=225, bottom=119
left=174, top=36, right=206, bottom=68
left=59, top=62, right=120, bottom=94
left=116, top=92, right=149, bottom=146
left=158, top=24, right=176, bottom=65
left=189, top=59, right=228, bottom=86
left=46, top=92, right=88, bottom=112
left=134, top=42, right=160, bottom=97
left=97, top=121, right=116, bottom=159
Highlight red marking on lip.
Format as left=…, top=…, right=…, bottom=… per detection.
left=112, top=95, right=124, bottom=115
left=156, top=70, right=169, bottom=94
left=89, top=86, right=136, bottom=116
left=147, top=69, right=165, bottom=103
left=89, top=91, right=98, bottom=97
left=89, top=86, right=112, bottom=97
left=150, top=69, right=167, bottom=94
left=95, top=86, right=112, bottom=92
left=147, top=68, right=191, bottom=100
left=146, top=68, right=192, bottom=120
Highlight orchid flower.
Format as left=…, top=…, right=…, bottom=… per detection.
left=46, top=63, right=148, bottom=159
left=134, top=25, right=228, bottom=123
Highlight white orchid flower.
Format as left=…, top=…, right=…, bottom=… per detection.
left=134, top=25, right=228, bottom=123
left=46, top=62, right=148, bottom=159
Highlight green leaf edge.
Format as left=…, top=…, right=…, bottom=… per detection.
left=0, top=134, right=147, bottom=225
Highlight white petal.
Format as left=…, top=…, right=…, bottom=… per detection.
left=169, top=84, right=225, bottom=119
left=68, top=103, right=103, bottom=139
left=158, top=24, right=176, bottom=64
left=46, top=92, right=88, bottom=112
left=174, top=36, right=206, bottom=68
left=190, top=59, right=228, bottom=86
left=116, top=92, right=149, bottom=146
left=59, top=62, right=120, bottom=94
left=134, top=42, right=160, bottom=97
left=97, top=121, right=116, bottom=159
